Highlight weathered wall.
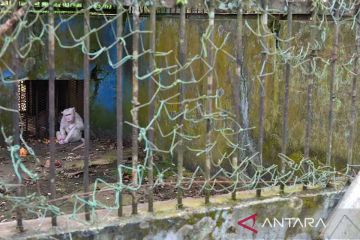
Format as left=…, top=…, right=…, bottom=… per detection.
left=3, top=190, right=342, bottom=240
left=0, top=14, right=358, bottom=168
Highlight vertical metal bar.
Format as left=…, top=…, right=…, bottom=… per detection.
left=281, top=2, right=292, bottom=165
left=177, top=2, right=186, bottom=209
left=326, top=4, right=340, bottom=166
left=83, top=0, right=91, bottom=221
left=48, top=0, right=57, bottom=226
left=205, top=0, right=215, bottom=205
left=232, top=2, right=243, bottom=201
left=116, top=0, right=124, bottom=217
left=148, top=2, right=156, bottom=212
left=348, top=10, right=359, bottom=165
left=279, top=2, right=292, bottom=194
left=12, top=38, right=23, bottom=232
left=304, top=12, right=318, bottom=161
left=304, top=52, right=315, bottom=160
left=131, top=0, right=140, bottom=215
left=258, top=0, right=268, bottom=166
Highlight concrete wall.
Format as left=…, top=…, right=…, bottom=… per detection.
left=1, top=190, right=343, bottom=240
left=1, top=14, right=358, bottom=168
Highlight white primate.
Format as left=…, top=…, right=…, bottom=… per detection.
left=56, top=107, right=84, bottom=151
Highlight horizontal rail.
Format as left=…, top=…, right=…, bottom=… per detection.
left=0, top=0, right=357, bottom=18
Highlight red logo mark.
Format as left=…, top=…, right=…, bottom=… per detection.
left=237, top=213, right=258, bottom=234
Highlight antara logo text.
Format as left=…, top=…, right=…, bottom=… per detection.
left=237, top=214, right=326, bottom=234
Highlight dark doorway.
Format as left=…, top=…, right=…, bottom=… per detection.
left=20, top=80, right=83, bottom=139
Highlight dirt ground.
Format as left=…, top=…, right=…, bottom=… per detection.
left=0, top=138, right=231, bottom=222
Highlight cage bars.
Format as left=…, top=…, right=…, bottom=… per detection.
left=326, top=3, right=340, bottom=167
left=48, top=0, right=57, bottom=226
left=281, top=2, right=292, bottom=170
left=348, top=9, right=360, bottom=166
left=232, top=2, right=244, bottom=201
left=177, top=2, right=186, bottom=209
left=205, top=0, right=215, bottom=205
left=116, top=0, right=124, bottom=217
left=148, top=2, right=156, bottom=212
left=83, top=0, right=91, bottom=221
left=131, top=0, right=140, bottom=215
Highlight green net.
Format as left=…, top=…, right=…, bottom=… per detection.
left=0, top=0, right=359, bottom=232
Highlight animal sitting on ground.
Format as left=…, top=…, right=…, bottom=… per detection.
left=56, top=107, right=84, bottom=151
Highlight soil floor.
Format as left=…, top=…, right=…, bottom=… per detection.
left=0, top=138, right=230, bottom=222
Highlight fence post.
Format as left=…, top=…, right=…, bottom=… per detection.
left=205, top=0, right=215, bottom=205
left=232, top=2, right=244, bottom=201
left=304, top=54, right=315, bottom=160
left=148, top=2, right=156, bottom=213
left=326, top=2, right=340, bottom=166
left=12, top=38, right=23, bottom=232
left=116, top=0, right=124, bottom=217
left=303, top=10, right=318, bottom=190
left=256, top=0, right=269, bottom=197
left=258, top=0, right=268, bottom=166
left=279, top=1, right=292, bottom=194
left=131, top=0, right=140, bottom=215
left=348, top=8, right=359, bottom=166
left=83, top=0, right=91, bottom=221
left=177, top=2, right=186, bottom=209
left=48, top=0, right=57, bottom=226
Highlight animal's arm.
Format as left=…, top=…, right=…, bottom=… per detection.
left=64, top=127, right=76, bottom=143
left=59, top=121, right=67, bottom=136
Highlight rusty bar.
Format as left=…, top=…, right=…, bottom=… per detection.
left=279, top=1, right=292, bottom=195
left=256, top=188, right=261, bottom=198
left=177, top=2, right=186, bottom=209
left=12, top=36, right=23, bottom=232
left=281, top=2, right=292, bottom=165
left=205, top=0, right=215, bottom=205
left=232, top=2, right=243, bottom=201
left=83, top=0, right=91, bottom=221
left=116, top=0, right=124, bottom=217
left=148, top=2, right=156, bottom=212
left=326, top=4, right=340, bottom=166
left=258, top=0, right=268, bottom=165
left=304, top=11, right=318, bottom=161
left=48, top=0, right=57, bottom=226
left=304, top=52, right=315, bottom=159
left=348, top=10, right=359, bottom=165
left=131, top=0, right=140, bottom=215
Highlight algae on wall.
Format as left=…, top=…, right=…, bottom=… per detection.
left=0, top=14, right=358, bottom=170
left=152, top=16, right=359, bottom=170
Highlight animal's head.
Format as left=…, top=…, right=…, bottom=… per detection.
left=62, top=107, right=76, bottom=123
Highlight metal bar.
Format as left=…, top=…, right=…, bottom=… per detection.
left=304, top=11, right=317, bottom=161
left=177, top=2, right=186, bottom=209
left=279, top=1, right=292, bottom=194
left=131, top=0, right=140, bottom=215
left=326, top=4, right=340, bottom=166
left=83, top=0, right=91, bottom=221
left=304, top=52, right=315, bottom=160
left=148, top=2, right=156, bottom=212
left=12, top=37, right=23, bottom=232
left=48, top=0, right=57, bottom=226
left=232, top=2, right=243, bottom=201
left=281, top=2, right=292, bottom=164
left=348, top=9, right=359, bottom=166
left=116, top=0, right=124, bottom=217
left=205, top=0, right=215, bottom=205
left=258, top=0, right=268, bottom=166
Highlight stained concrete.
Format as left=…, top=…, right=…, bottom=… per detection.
left=0, top=186, right=345, bottom=240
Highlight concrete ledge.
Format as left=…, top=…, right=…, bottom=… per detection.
left=0, top=185, right=343, bottom=239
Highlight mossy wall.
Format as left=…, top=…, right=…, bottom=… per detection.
left=0, top=14, right=359, bottom=169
